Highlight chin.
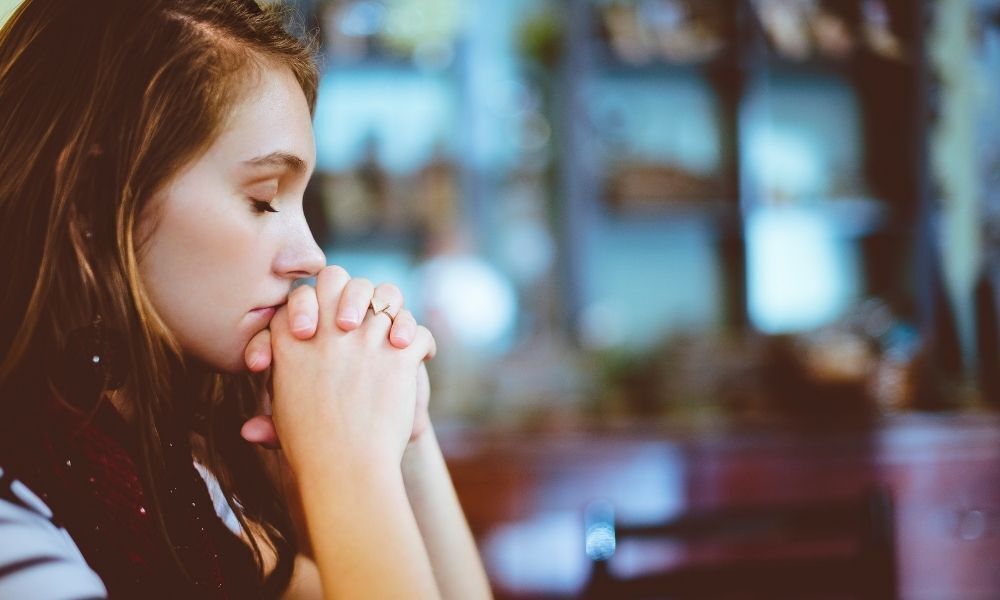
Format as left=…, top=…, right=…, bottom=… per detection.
left=218, top=359, right=251, bottom=374
left=218, top=349, right=253, bottom=374
left=185, top=341, right=251, bottom=375
left=183, top=354, right=245, bottom=375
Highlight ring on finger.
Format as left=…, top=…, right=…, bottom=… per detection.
left=369, top=298, right=396, bottom=323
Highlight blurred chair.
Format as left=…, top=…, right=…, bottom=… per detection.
left=582, top=487, right=896, bottom=599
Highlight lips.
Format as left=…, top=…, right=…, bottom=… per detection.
left=251, top=297, right=288, bottom=313
left=249, top=299, right=285, bottom=325
left=251, top=304, right=281, bottom=313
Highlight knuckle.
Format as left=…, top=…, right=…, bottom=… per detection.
left=317, top=265, right=349, bottom=289
left=409, top=327, right=430, bottom=350
left=351, top=278, right=374, bottom=293
left=322, top=264, right=349, bottom=279
left=376, top=282, right=401, bottom=297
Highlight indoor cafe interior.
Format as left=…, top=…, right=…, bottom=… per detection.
left=5, top=0, right=999, bottom=598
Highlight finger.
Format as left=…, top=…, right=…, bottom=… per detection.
left=410, top=362, right=431, bottom=442
left=270, top=304, right=290, bottom=347
left=240, top=415, right=282, bottom=450
left=361, top=301, right=394, bottom=342
left=287, top=283, right=319, bottom=339
left=370, top=282, right=404, bottom=322
left=410, top=412, right=430, bottom=443
left=315, top=265, right=351, bottom=330
left=389, top=309, right=417, bottom=348
left=244, top=328, right=272, bottom=372
left=405, top=325, right=438, bottom=362
left=336, top=277, right=375, bottom=330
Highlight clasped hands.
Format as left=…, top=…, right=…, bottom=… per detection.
left=238, top=265, right=435, bottom=466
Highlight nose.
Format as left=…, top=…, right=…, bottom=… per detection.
left=274, top=210, right=326, bottom=280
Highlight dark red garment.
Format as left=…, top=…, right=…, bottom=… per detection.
left=0, top=392, right=267, bottom=599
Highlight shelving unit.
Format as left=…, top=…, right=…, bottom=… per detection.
left=557, top=0, right=929, bottom=338
left=291, top=0, right=955, bottom=418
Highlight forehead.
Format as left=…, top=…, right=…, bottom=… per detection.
left=206, top=64, right=316, bottom=174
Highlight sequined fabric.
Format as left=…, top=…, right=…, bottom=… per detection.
left=0, top=392, right=266, bottom=599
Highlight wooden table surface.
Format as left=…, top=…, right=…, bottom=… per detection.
left=438, top=413, right=1000, bottom=599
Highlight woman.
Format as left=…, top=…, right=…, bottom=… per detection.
left=0, top=0, right=490, bottom=598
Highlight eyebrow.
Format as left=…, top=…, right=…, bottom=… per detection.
left=241, top=151, right=308, bottom=175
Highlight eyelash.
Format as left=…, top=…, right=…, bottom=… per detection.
left=250, top=198, right=279, bottom=214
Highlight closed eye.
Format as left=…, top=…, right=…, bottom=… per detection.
left=250, top=199, right=279, bottom=214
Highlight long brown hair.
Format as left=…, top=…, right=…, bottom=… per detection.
left=0, top=0, right=318, bottom=593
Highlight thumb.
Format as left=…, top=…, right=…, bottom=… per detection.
left=240, top=414, right=282, bottom=450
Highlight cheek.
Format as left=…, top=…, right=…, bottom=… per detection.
left=143, top=207, right=244, bottom=300
left=139, top=200, right=271, bottom=369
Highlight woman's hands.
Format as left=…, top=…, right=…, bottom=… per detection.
left=241, top=268, right=420, bottom=373
left=240, top=265, right=434, bottom=461
left=237, top=267, right=488, bottom=600
left=248, top=267, right=442, bottom=599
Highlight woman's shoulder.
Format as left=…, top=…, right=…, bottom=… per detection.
left=0, top=465, right=108, bottom=599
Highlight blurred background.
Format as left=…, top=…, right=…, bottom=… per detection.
left=5, top=0, right=1000, bottom=597
left=286, top=1, right=1000, bottom=596
left=261, top=0, right=1000, bottom=427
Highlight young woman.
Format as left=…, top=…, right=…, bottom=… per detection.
left=0, top=0, right=490, bottom=597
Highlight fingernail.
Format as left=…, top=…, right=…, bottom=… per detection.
left=394, top=329, right=414, bottom=345
left=248, top=352, right=265, bottom=370
left=339, top=309, right=360, bottom=326
left=292, top=315, right=313, bottom=333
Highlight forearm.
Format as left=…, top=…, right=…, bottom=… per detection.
left=401, top=426, right=493, bottom=600
left=295, top=451, right=440, bottom=599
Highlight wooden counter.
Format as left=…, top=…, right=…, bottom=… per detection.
left=439, top=414, right=1000, bottom=599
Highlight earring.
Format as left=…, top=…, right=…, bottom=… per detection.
left=57, top=314, right=127, bottom=411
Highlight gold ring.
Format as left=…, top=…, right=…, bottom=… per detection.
left=370, top=299, right=394, bottom=322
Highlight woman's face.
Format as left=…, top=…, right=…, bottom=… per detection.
left=138, top=64, right=326, bottom=373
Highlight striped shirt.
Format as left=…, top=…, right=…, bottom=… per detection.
left=0, top=464, right=241, bottom=599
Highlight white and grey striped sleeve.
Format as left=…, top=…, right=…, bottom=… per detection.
left=193, top=461, right=242, bottom=537
left=0, top=466, right=108, bottom=600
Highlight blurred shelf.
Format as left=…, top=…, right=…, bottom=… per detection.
left=324, top=228, right=425, bottom=252
left=974, top=0, right=1000, bottom=16
left=755, top=54, right=857, bottom=77
left=318, top=40, right=462, bottom=76
left=603, top=198, right=740, bottom=229
left=750, top=47, right=919, bottom=79
left=744, top=197, right=891, bottom=237
left=591, top=45, right=738, bottom=79
left=322, top=57, right=456, bottom=76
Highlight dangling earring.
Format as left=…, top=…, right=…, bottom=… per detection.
left=57, top=313, right=127, bottom=412
left=55, top=226, right=127, bottom=411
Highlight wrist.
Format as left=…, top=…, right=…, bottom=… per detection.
left=401, top=423, right=441, bottom=482
left=295, top=447, right=410, bottom=536
left=285, top=434, right=402, bottom=483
